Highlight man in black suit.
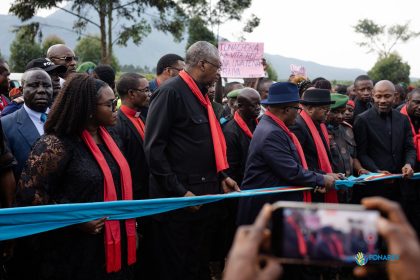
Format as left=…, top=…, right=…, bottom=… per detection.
left=144, top=41, right=238, bottom=280
left=290, top=89, right=342, bottom=203
left=110, top=72, right=150, bottom=199
left=353, top=80, right=416, bottom=203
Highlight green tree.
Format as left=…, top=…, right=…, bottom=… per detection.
left=42, top=35, right=65, bottom=55
left=10, top=1, right=259, bottom=65
left=354, top=19, right=419, bottom=58
left=10, top=0, right=188, bottom=64
left=74, top=35, right=120, bottom=71
left=9, top=25, right=43, bottom=72
left=186, top=16, right=216, bottom=50
left=368, top=53, right=410, bottom=84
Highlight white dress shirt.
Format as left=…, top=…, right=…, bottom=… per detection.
left=23, top=104, right=49, bottom=136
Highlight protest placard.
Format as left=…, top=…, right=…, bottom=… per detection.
left=219, top=42, right=264, bottom=78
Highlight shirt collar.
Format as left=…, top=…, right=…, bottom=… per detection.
left=23, top=104, right=49, bottom=118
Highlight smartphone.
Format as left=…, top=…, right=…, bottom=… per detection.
left=271, top=201, right=382, bottom=266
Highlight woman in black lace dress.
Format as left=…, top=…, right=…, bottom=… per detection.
left=17, top=74, right=136, bottom=280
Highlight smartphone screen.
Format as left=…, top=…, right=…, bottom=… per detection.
left=271, top=202, right=381, bottom=266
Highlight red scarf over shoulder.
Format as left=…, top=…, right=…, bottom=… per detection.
left=400, top=105, right=420, bottom=161
left=233, top=111, right=258, bottom=138
left=81, top=127, right=136, bottom=273
left=120, top=105, right=145, bottom=140
left=265, top=110, right=311, bottom=202
left=300, top=110, right=338, bottom=203
left=179, top=70, right=228, bottom=172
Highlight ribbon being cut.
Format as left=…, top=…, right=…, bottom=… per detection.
left=0, top=172, right=419, bottom=241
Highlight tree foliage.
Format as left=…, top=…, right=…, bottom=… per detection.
left=354, top=19, right=419, bottom=58
left=42, top=35, right=65, bottom=55
left=368, top=53, right=410, bottom=84
left=186, top=16, right=217, bottom=50
left=9, top=25, right=43, bottom=72
left=74, top=35, right=120, bottom=72
left=10, top=0, right=188, bottom=64
left=10, top=0, right=260, bottom=68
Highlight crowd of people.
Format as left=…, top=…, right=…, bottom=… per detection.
left=0, top=40, right=419, bottom=280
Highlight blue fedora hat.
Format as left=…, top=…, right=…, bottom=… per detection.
left=261, top=82, right=300, bottom=105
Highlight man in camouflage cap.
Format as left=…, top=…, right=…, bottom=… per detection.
left=326, top=93, right=368, bottom=202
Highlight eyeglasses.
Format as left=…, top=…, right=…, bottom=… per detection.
left=202, top=60, right=222, bottom=71
left=286, top=106, right=303, bottom=113
left=97, top=98, right=118, bottom=112
left=131, top=87, right=151, bottom=94
left=51, top=56, right=79, bottom=62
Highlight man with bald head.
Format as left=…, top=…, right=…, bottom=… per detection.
left=353, top=80, right=416, bottom=204
left=223, top=88, right=261, bottom=185
left=144, top=41, right=238, bottom=279
left=47, top=44, right=77, bottom=79
left=1, top=68, right=53, bottom=180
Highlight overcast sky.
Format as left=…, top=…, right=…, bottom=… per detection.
left=2, top=0, right=420, bottom=77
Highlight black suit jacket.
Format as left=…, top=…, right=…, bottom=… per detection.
left=144, top=76, right=220, bottom=200
left=353, top=108, right=416, bottom=173
left=290, top=115, right=332, bottom=174
left=290, top=115, right=333, bottom=202
left=108, top=110, right=149, bottom=200
left=222, top=118, right=254, bottom=186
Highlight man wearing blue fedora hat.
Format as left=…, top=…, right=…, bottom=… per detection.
left=237, top=82, right=337, bottom=226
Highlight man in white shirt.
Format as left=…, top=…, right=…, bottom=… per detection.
left=1, top=68, right=53, bottom=180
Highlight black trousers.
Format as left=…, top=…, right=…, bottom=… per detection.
left=151, top=205, right=221, bottom=280
left=350, top=181, right=402, bottom=204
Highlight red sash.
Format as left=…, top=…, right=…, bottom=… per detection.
left=233, top=111, right=258, bottom=138
left=400, top=105, right=420, bottom=162
left=179, top=70, right=228, bottom=172
left=265, top=110, right=311, bottom=202
left=81, top=127, right=136, bottom=273
left=287, top=216, right=307, bottom=257
left=120, top=105, right=145, bottom=140
left=300, top=110, right=338, bottom=203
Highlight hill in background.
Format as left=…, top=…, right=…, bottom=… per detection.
left=0, top=8, right=367, bottom=81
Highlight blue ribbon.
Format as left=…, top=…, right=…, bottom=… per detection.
left=0, top=173, right=419, bottom=241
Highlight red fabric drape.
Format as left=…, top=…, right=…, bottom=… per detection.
left=81, top=127, right=136, bottom=273
left=120, top=105, right=145, bottom=140
left=300, top=110, right=338, bottom=203
left=179, top=70, right=228, bottom=172
left=233, top=111, right=258, bottom=139
left=265, top=110, right=311, bottom=202
left=287, top=216, right=307, bottom=257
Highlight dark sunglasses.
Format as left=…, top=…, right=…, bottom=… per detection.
left=52, top=56, right=79, bottom=62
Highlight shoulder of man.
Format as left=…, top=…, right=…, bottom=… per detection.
left=0, top=107, right=23, bottom=129
left=151, top=76, right=186, bottom=100
left=256, top=116, right=290, bottom=142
